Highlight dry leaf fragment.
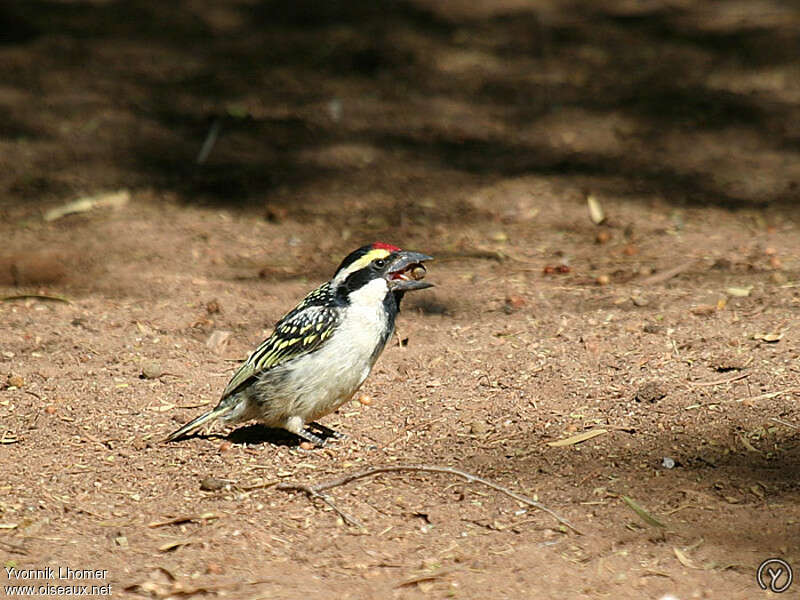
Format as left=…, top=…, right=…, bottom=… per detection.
left=725, top=286, right=752, bottom=297
left=673, top=547, right=700, bottom=569
left=0, top=432, right=19, bottom=444
left=44, top=190, right=130, bottom=221
left=158, top=538, right=193, bottom=552
left=547, top=428, right=608, bottom=447
left=753, top=332, right=783, bottom=343
left=622, top=495, right=666, bottom=528
left=587, top=194, right=606, bottom=225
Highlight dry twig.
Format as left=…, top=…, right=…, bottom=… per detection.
left=395, top=566, right=462, bottom=588
left=148, top=513, right=219, bottom=528
left=1, top=293, right=71, bottom=304
left=687, top=373, right=749, bottom=387
left=277, top=464, right=581, bottom=534
left=0, top=539, right=28, bottom=554
left=638, top=261, right=695, bottom=286
left=727, top=388, right=800, bottom=404
left=275, top=479, right=364, bottom=528
left=770, top=417, right=799, bottom=430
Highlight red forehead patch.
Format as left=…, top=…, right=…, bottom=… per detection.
left=372, top=242, right=401, bottom=252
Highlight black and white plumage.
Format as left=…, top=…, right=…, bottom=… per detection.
left=166, top=243, right=433, bottom=446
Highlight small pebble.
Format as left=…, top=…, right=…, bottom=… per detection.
left=139, top=360, right=163, bottom=380
left=200, top=476, right=226, bottom=491
left=264, top=204, right=288, bottom=224
left=45, top=405, right=57, bottom=415
left=635, top=382, right=667, bottom=404
left=358, top=393, right=372, bottom=406
left=690, top=304, right=716, bottom=316
left=206, top=299, right=221, bottom=314
left=470, top=421, right=488, bottom=435
left=505, top=295, right=526, bottom=310
left=218, top=440, right=232, bottom=453
left=595, top=274, right=610, bottom=286
left=711, top=258, right=732, bottom=270
left=661, top=457, right=676, bottom=469
left=7, top=374, right=24, bottom=388
left=299, top=441, right=314, bottom=450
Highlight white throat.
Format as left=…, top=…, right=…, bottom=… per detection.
left=347, top=277, right=390, bottom=308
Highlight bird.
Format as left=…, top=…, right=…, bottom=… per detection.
left=166, top=242, right=433, bottom=446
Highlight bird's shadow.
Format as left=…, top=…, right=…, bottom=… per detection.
left=175, top=423, right=342, bottom=447
left=179, top=425, right=300, bottom=446
left=226, top=424, right=302, bottom=447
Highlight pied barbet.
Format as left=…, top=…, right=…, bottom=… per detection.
left=166, top=242, right=433, bottom=446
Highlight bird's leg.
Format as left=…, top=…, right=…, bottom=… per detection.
left=296, top=428, right=327, bottom=447
left=308, top=421, right=346, bottom=440
left=285, top=416, right=326, bottom=447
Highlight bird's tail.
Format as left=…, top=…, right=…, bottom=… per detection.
left=165, top=404, right=235, bottom=442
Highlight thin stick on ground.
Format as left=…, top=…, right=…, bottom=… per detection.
left=770, top=417, right=799, bottom=430
left=638, top=261, right=695, bottom=286
left=1, top=293, right=71, bottom=304
left=687, top=373, right=749, bottom=387
left=277, top=464, right=582, bottom=535
left=277, top=482, right=364, bottom=528
left=726, top=388, right=800, bottom=404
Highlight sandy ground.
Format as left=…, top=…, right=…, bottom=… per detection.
left=1, top=1, right=800, bottom=598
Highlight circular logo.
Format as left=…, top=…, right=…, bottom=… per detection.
left=756, top=558, right=793, bottom=593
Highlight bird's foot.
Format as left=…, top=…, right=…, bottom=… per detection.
left=308, top=421, right=347, bottom=440
left=296, top=427, right=326, bottom=447
left=286, top=416, right=342, bottom=447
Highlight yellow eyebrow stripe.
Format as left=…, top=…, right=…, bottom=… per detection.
left=339, top=248, right=391, bottom=278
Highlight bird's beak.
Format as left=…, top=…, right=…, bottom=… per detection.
left=386, top=251, right=434, bottom=292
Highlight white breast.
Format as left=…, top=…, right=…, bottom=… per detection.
left=276, top=278, right=392, bottom=422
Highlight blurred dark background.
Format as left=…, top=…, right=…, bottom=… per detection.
left=1, top=0, right=799, bottom=215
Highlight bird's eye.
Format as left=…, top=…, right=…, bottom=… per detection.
left=374, top=259, right=386, bottom=268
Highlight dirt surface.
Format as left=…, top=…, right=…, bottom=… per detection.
left=2, top=1, right=800, bottom=599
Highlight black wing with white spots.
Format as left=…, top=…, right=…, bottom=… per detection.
left=219, top=282, right=342, bottom=399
